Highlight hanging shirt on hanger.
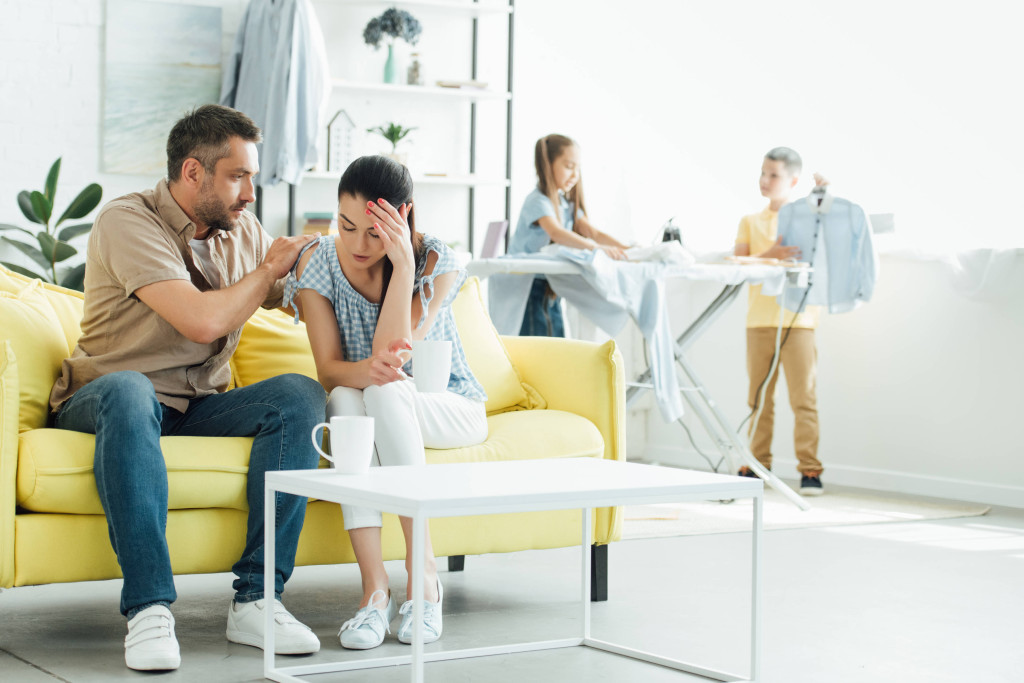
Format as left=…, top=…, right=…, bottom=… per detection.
left=776, top=192, right=878, bottom=314
left=220, top=0, right=331, bottom=188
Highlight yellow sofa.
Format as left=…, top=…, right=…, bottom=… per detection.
left=0, top=265, right=624, bottom=598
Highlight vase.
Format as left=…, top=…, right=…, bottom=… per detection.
left=384, top=43, right=398, bottom=84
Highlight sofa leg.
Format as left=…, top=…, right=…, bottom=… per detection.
left=591, top=544, right=608, bottom=602
left=447, top=555, right=465, bottom=572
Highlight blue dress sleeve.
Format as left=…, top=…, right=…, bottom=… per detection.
left=412, top=235, right=465, bottom=330
left=283, top=236, right=334, bottom=323
left=521, top=190, right=557, bottom=228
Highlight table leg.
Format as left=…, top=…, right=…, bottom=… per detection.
left=581, top=508, right=592, bottom=641
left=751, top=492, right=763, bottom=682
left=411, top=514, right=425, bottom=683
left=264, top=487, right=276, bottom=678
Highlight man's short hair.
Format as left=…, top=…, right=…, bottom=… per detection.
left=764, top=147, right=802, bottom=175
left=166, top=105, right=262, bottom=182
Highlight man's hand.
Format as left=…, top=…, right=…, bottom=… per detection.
left=761, top=237, right=801, bottom=261
left=262, top=233, right=320, bottom=279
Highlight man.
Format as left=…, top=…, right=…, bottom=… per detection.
left=49, top=105, right=324, bottom=670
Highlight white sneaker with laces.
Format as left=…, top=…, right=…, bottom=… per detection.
left=226, top=598, right=320, bottom=654
left=125, top=605, right=180, bottom=671
left=397, top=577, right=443, bottom=645
left=339, top=589, right=395, bottom=650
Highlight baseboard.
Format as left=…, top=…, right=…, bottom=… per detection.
left=772, top=459, right=1024, bottom=509
left=641, top=446, right=1024, bottom=508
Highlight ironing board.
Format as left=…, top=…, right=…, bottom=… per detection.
left=468, top=257, right=810, bottom=511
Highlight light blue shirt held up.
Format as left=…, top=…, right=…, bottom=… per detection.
left=283, top=234, right=487, bottom=402
left=220, top=0, right=331, bottom=188
left=776, top=192, right=879, bottom=314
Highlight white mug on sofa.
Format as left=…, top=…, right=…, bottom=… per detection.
left=410, top=340, right=452, bottom=393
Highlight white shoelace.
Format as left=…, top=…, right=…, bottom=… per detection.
left=339, top=590, right=391, bottom=635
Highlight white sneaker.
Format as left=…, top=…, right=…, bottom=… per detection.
left=125, top=605, right=180, bottom=671
left=226, top=598, right=320, bottom=654
left=397, top=578, right=443, bottom=645
left=339, top=589, right=395, bottom=650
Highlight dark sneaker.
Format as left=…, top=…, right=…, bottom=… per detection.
left=800, top=474, right=824, bottom=496
left=737, top=466, right=768, bottom=478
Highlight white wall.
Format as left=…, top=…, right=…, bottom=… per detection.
left=0, top=0, right=507, bottom=251
left=2, top=1, right=1021, bottom=506
left=510, top=1, right=1024, bottom=507
left=0, top=0, right=251, bottom=269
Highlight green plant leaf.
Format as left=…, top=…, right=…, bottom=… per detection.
left=37, top=233, right=78, bottom=263
left=18, top=191, right=42, bottom=224
left=45, top=158, right=61, bottom=204
left=60, top=262, right=86, bottom=291
left=58, top=222, right=93, bottom=242
left=30, top=191, right=52, bottom=225
left=0, top=261, right=46, bottom=281
left=55, top=183, right=102, bottom=226
left=0, top=223, right=35, bottom=237
left=1, top=236, right=52, bottom=272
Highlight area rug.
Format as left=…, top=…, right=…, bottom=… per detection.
left=622, top=486, right=990, bottom=539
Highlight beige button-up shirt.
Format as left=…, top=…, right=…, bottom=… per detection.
left=50, top=180, right=284, bottom=413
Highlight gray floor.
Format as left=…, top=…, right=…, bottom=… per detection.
left=2, top=489, right=1023, bottom=683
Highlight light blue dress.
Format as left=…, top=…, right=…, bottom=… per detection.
left=506, top=188, right=577, bottom=255
left=283, top=234, right=486, bottom=401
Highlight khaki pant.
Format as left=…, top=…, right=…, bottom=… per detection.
left=746, top=327, right=822, bottom=474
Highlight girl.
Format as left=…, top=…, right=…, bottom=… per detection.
left=285, top=155, right=488, bottom=650
left=506, top=133, right=630, bottom=336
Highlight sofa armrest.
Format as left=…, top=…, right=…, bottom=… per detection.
left=0, top=342, right=18, bottom=587
left=502, top=336, right=626, bottom=544
left=501, top=336, right=625, bottom=464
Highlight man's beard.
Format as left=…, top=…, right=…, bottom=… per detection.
left=195, top=180, right=246, bottom=233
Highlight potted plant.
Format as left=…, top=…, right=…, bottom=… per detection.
left=363, top=8, right=422, bottom=84
left=367, top=122, right=416, bottom=166
left=0, top=158, right=102, bottom=291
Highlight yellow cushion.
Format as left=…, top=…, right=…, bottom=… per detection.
left=1, top=342, right=18, bottom=587
left=0, top=265, right=83, bottom=359
left=16, top=409, right=601, bottom=515
left=452, top=277, right=544, bottom=415
left=0, top=283, right=69, bottom=432
left=230, top=307, right=318, bottom=387
left=38, top=286, right=84, bottom=355
left=16, top=429, right=253, bottom=514
left=426, top=409, right=603, bottom=464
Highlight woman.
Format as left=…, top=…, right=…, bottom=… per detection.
left=285, top=155, right=487, bottom=649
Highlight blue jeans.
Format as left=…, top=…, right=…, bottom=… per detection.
left=54, top=371, right=325, bottom=616
left=519, top=277, right=565, bottom=337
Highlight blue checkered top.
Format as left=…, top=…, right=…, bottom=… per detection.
left=284, top=234, right=486, bottom=401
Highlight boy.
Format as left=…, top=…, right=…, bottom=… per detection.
left=733, top=147, right=824, bottom=495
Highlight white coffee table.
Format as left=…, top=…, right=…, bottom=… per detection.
left=263, top=458, right=763, bottom=683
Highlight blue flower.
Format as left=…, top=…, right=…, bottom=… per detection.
left=363, top=7, right=421, bottom=48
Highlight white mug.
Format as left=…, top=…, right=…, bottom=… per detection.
left=311, top=416, right=375, bottom=474
left=410, top=340, right=452, bottom=393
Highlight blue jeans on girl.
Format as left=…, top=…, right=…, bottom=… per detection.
left=519, top=277, right=565, bottom=337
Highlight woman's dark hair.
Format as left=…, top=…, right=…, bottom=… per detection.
left=338, top=155, right=424, bottom=306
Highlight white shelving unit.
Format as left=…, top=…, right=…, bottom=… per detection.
left=259, top=0, right=514, bottom=252
left=329, top=80, right=511, bottom=101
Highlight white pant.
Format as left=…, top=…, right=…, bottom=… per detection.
left=327, top=381, right=488, bottom=530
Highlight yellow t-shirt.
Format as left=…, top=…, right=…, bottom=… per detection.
left=735, top=207, right=821, bottom=329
